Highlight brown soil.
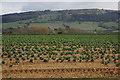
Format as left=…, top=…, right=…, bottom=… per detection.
left=2, top=46, right=119, bottom=78
left=2, top=60, right=119, bottom=78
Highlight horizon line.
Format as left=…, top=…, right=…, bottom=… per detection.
left=1, top=8, right=118, bottom=15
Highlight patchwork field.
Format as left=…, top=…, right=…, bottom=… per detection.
left=2, top=21, right=118, bottom=31
left=1, top=34, right=120, bottom=78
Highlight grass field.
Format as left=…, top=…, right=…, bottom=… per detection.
left=30, top=21, right=108, bottom=30
left=1, top=34, right=119, bottom=78
left=2, top=20, right=118, bottom=31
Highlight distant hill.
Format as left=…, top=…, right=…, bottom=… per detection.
left=2, top=9, right=119, bottom=32
left=2, top=9, right=119, bottom=23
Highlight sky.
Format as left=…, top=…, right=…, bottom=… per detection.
left=0, top=0, right=119, bottom=15
left=1, top=0, right=119, bottom=2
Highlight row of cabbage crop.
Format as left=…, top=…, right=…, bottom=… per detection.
left=1, top=34, right=120, bottom=67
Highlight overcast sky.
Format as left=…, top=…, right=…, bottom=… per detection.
left=1, top=0, right=119, bottom=2
left=1, top=1, right=119, bottom=15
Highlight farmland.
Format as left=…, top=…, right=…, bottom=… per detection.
left=1, top=34, right=120, bottom=78
left=2, top=9, right=119, bottom=31
left=2, top=21, right=118, bottom=30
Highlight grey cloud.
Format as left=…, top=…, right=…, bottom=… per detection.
left=1, top=2, right=118, bottom=15
left=21, top=2, right=118, bottom=11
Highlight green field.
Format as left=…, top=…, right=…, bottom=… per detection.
left=2, top=34, right=120, bottom=78
left=2, top=21, right=118, bottom=31
left=2, top=34, right=119, bottom=66
left=2, top=9, right=118, bottom=31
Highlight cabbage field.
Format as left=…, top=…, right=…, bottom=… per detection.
left=2, top=34, right=120, bottom=78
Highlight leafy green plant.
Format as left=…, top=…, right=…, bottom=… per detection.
left=9, top=64, right=13, bottom=67
left=2, top=61, right=5, bottom=64
left=43, top=59, right=48, bottom=62
left=34, top=57, right=37, bottom=60
left=52, top=56, right=56, bottom=60
left=30, top=59, right=33, bottom=62
left=40, top=57, right=44, bottom=60
left=101, top=59, right=104, bottom=64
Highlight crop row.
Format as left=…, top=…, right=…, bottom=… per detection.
left=1, top=34, right=120, bottom=67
